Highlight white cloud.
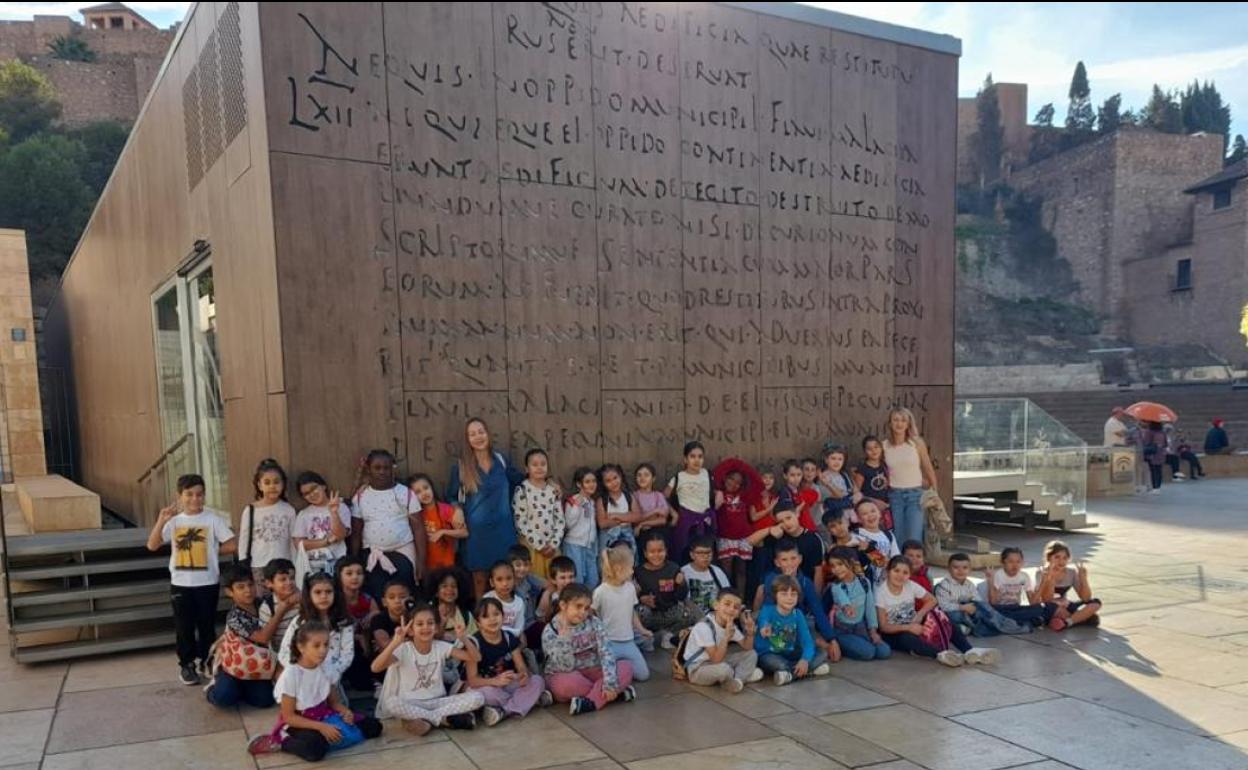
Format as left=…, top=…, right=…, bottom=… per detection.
left=0, top=3, right=189, bottom=22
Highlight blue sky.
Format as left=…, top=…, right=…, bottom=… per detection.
left=4, top=2, right=1245, bottom=143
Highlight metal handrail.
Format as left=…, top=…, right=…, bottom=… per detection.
left=136, top=433, right=193, bottom=485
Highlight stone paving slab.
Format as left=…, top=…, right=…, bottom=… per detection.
left=761, top=711, right=898, bottom=767
left=826, top=704, right=1043, bottom=770
left=623, top=736, right=849, bottom=770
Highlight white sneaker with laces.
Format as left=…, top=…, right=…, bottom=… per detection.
left=811, top=662, right=831, bottom=677
left=722, top=677, right=745, bottom=694
left=936, top=650, right=965, bottom=667
left=746, top=667, right=764, bottom=684
left=964, top=647, right=1001, bottom=666
left=773, top=670, right=794, bottom=686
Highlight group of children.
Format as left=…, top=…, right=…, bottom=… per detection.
left=148, top=438, right=1102, bottom=762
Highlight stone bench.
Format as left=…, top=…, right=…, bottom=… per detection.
left=1196, top=452, right=1248, bottom=478
left=15, top=475, right=101, bottom=533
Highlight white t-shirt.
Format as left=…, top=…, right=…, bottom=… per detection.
left=484, top=591, right=527, bottom=637
left=992, top=570, right=1034, bottom=606
left=875, top=581, right=929, bottom=626
left=353, top=486, right=420, bottom=551
left=388, top=640, right=453, bottom=700
left=1103, top=416, right=1128, bottom=447
left=670, top=470, right=711, bottom=512
left=683, top=616, right=742, bottom=664
left=274, top=663, right=332, bottom=711
left=292, top=503, right=352, bottom=563
left=680, top=564, right=729, bottom=613
left=592, top=581, right=638, bottom=642
left=238, top=501, right=297, bottom=569
left=161, top=511, right=235, bottom=587
left=857, top=528, right=899, bottom=583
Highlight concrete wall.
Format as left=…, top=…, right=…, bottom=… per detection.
left=0, top=230, right=46, bottom=480
left=956, top=82, right=1028, bottom=186
left=956, top=363, right=1104, bottom=395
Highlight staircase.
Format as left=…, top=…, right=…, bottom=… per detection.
left=953, top=471, right=1093, bottom=532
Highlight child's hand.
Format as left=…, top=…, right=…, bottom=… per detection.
left=908, top=622, right=924, bottom=635
left=741, top=612, right=756, bottom=635
left=319, top=723, right=343, bottom=743
left=1077, top=560, right=1088, bottom=577
left=640, top=594, right=656, bottom=609
left=984, top=567, right=996, bottom=582
left=639, top=628, right=654, bottom=639
left=828, top=639, right=842, bottom=662
left=769, top=525, right=783, bottom=538
left=794, top=660, right=810, bottom=678
left=674, top=572, right=685, bottom=585
left=603, top=687, right=618, bottom=702
left=868, top=630, right=883, bottom=645
left=760, top=624, right=773, bottom=638
left=328, top=491, right=341, bottom=517
left=428, top=529, right=443, bottom=543
left=843, top=605, right=857, bottom=619
left=542, top=546, right=558, bottom=558
left=453, top=615, right=467, bottom=638
left=962, top=603, right=977, bottom=615
left=336, top=705, right=354, bottom=724
left=157, top=501, right=178, bottom=522
left=395, top=617, right=413, bottom=641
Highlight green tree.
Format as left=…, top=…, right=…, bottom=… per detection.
left=1034, top=103, right=1055, bottom=127
left=0, top=61, right=62, bottom=142
left=1065, top=61, right=1095, bottom=132
left=1097, top=93, right=1123, bottom=134
left=1228, top=134, right=1248, bottom=166
left=47, top=35, right=96, bottom=62
left=65, top=121, right=129, bottom=194
left=971, top=74, right=1004, bottom=187
left=0, top=134, right=94, bottom=278
left=1180, top=80, right=1231, bottom=151
left=1142, top=85, right=1182, bottom=133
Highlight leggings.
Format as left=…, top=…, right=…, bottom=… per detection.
left=546, top=662, right=634, bottom=709
left=881, top=625, right=971, bottom=658
left=474, top=673, right=546, bottom=717
left=382, top=691, right=484, bottom=724
left=1149, top=463, right=1163, bottom=490
left=282, top=718, right=382, bottom=763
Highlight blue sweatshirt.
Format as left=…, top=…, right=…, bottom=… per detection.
left=822, top=575, right=879, bottom=631
left=759, top=570, right=837, bottom=641
left=754, top=603, right=815, bottom=662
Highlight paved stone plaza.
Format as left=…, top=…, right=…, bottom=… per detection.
left=2, top=480, right=1248, bottom=769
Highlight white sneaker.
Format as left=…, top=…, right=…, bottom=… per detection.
left=773, top=670, right=794, bottom=686
left=538, top=689, right=554, bottom=707
left=722, top=677, right=745, bottom=694
left=1174, top=473, right=1186, bottom=480
left=936, top=650, right=965, bottom=667
left=659, top=631, right=676, bottom=650
left=745, top=667, right=764, bottom=684
left=481, top=706, right=505, bottom=726
left=1150, top=488, right=1161, bottom=495
left=811, top=663, right=831, bottom=677
left=964, top=647, right=1001, bottom=666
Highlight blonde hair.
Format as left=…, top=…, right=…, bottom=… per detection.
left=456, top=418, right=492, bottom=496
left=1043, top=539, right=1071, bottom=561
left=886, top=407, right=920, bottom=445
left=600, top=544, right=634, bottom=585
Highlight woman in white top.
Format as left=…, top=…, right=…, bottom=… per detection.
left=882, top=407, right=938, bottom=548
left=239, top=458, right=298, bottom=595
left=664, top=441, right=715, bottom=561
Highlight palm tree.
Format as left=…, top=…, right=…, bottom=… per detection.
left=175, top=527, right=207, bottom=568
left=47, top=35, right=96, bottom=63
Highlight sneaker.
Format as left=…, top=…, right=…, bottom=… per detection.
left=619, top=685, right=638, bottom=703
left=1150, top=488, right=1161, bottom=495
left=811, top=663, right=831, bottom=677
left=746, top=667, right=764, bottom=684
left=722, top=677, right=745, bottom=694
left=539, top=689, right=554, bottom=707
left=773, top=670, right=794, bottom=686
left=401, top=719, right=432, bottom=736
left=178, top=663, right=201, bottom=686
left=247, top=734, right=282, bottom=755
left=569, top=696, right=597, bottom=716
left=936, top=650, right=964, bottom=667
left=964, top=647, right=1001, bottom=666
left=659, top=631, right=676, bottom=650
left=481, top=706, right=505, bottom=727
left=445, top=712, right=476, bottom=730
left=1174, top=473, right=1186, bottom=480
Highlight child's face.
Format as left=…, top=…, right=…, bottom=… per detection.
left=267, top=571, right=297, bottom=600
left=412, top=478, right=435, bottom=506
left=1002, top=552, right=1024, bottom=576
left=774, top=549, right=801, bottom=576
left=828, top=559, right=852, bottom=582
left=578, top=474, right=598, bottom=497
left=690, top=545, right=714, bottom=569
left=603, top=469, right=622, bottom=494
left=227, top=579, right=255, bottom=607
left=828, top=516, right=850, bottom=540
left=865, top=440, right=883, bottom=462
left=477, top=604, right=503, bottom=634
left=858, top=502, right=881, bottom=530
left=825, top=453, right=845, bottom=472
left=553, top=569, right=576, bottom=591
left=300, top=483, right=327, bottom=506
left=511, top=559, right=531, bottom=581
left=776, top=587, right=799, bottom=612
left=299, top=632, right=329, bottom=667
left=636, top=467, right=654, bottom=491
left=412, top=610, right=437, bottom=642
left=950, top=560, right=971, bottom=581
left=340, top=564, right=364, bottom=591
left=383, top=585, right=410, bottom=616
left=644, top=539, right=667, bottom=567
left=179, top=484, right=206, bottom=513
left=437, top=576, right=458, bottom=604
left=777, top=509, right=803, bottom=535
left=561, top=596, right=591, bottom=625
left=367, top=457, right=394, bottom=488
left=614, top=559, right=634, bottom=582
left=801, top=462, right=818, bottom=483
left=761, top=472, right=775, bottom=491
left=904, top=548, right=926, bottom=571
left=527, top=453, right=548, bottom=483
left=724, top=472, right=742, bottom=494
left=887, top=561, right=911, bottom=587
left=1048, top=550, right=1071, bottom=570
left=714, top=593, right=742, bottom=623
left=310, top=581, right=335, bottom=612
left=784, top=466, right=802, bottom=488
left=258, top=470, right=284, bottom=501
left=491, top=566, right=515, bottom=597
left=685, top=447, right=705, bottom=472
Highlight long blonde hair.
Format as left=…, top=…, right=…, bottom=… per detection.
left=886, top=407, right=920, bottom=446
left=600, top=544, right=634, bottom=586
left=456, top=418, right=493, bottom=496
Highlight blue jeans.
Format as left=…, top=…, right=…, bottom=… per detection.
left=609, top=639, right=650, bottom=681
left=563, top=542, right=599, bottom=589
left=758, top=648, right=829, bottom=675
left=206, top=670, right=274, bottom=708
left=889, top=487, right=924, bottom=545
left=992, top=603, right=1049, bottom=626
left=948, top=601, right=1030, bottom=637
left=836, top=632, right=892, bottom=661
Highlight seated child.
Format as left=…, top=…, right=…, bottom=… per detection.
left=258, top=560, right=300, bottom=669
left=426, top=567, right=477, bottom=690
left=369, top=579, right=412, bottom=657
left=1036, top=540, right=1102, bottom=631
left=593, top=545, right=654, bottom=681
left=535, top=556, right=577, bottom=627
left=681, top=535, right=731, bottom=617
left=681, top=588, right=761, bottom=692
left=753, top=539, right=840, bottom=660
left=541, top=582, right=637, bottom=716
left=934, top=554, right=1030, bottom=637
left=822, top=548, right=891, bottom=661
left=249, top=621, right=382, bottom=760
left=823, top=513, right=871, bottom=579
left=747, top=502, right=824, bottom=597
left=902, top=540, right=933, bottom=592
left=466, top=597, right=551, bottom=726
left=876, top=556, right=1000, bottom=668
left=854, top=501, right=899, bottom=586
left=755, top=574, right=830, bottom=685
left=373, top=603, right=483, bottom=734
left=483, top=560, right=527, bottom=640
left=636, top=531, right=701, bottom=649
left=206, top=564, right=289, bottom=708
left=986, top=548, right=1048, bottom=627
left=277, top=574, right=356, bottom=693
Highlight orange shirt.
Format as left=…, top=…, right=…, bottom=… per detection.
left=423, top=502, right=458, bottom=570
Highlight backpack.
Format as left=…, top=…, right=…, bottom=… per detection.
left=671, top=617, right=716, bottom=681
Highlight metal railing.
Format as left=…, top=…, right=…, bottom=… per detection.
left=133, top=433, right=195, bottom=527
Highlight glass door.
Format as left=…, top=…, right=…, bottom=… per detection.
left=187, top=264, right=228, bottom=506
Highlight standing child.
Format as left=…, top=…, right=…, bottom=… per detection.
left=373, top=604, right=484, bottom=735
left=147, top=473, right=237, bottom=685
left=823, top=548, right=891, bottom=661
left=239, top=459, right=297, bottom=594
left=512, top=449, right=564, bottom=580
left=681, top=589, right=761, bottom=692
left=985, top=547, right=1047, bottom=627
left=902, top=540, right=933, bottom=592
left=542, top=583, right=637, bottom=715
left=664, top=441, right=715, bottom=560
left=1036, top=541, right=1102, bottom=631
left=876, top=556, right=999, bottom=667
left=715, top=470, right=755, bottom=594
left=633, top=463, right=674, bottom=542
left=467, top=597, right=551, bottom=725
left=597, top=464, right=642, bottom=555
left=593, top=545, right=654, bottom=681
left=349, top=449, right=427, bottom=602
left=411, top=473, right=466, bottom=574
left=853, top=435, right=892, bottom=528
left=207, top=564, right=286, bottom=707
left=934, top=553, right=1029, bottom=638
left=778, top=460, right=819, bottom=533
left=753, top=468, right=779, bottom=532
left=250, top=622, right=382, bottom=760
left=820, top=445, right=860, bottom=525
left=636, top=531, right=701, bottom=649
left=756, top=575, right=830, bottom=685
left=292, top=472, right=350, bottom=579
left=855, top=500, right=900, bottom=586
left=563, top=467, right=600, bottom=589
left=508, top=545, right=544, bottom=633
left=681, top=535, right=730, bottom=616
left=278, top=573, right=356, bottom=691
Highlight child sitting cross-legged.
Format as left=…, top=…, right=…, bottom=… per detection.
left=753, top=539, right=840, bottom=662
left=593, top=545, right=655, bottom=681
left=277, top=573, right=357, bottom=698
left=933, top=553, right=1030, bottom=637
left=206, top=564, right=289, bottom=709
left=542, top=582, right=637, bottom=716
left=876, top=555, right=1000, bottom=668
left=636, top=530, right=702, bottom=650
left=680, top=588, right=762, bottom=693
left=466, top=597, right=551, bottom=726
left=755, top=574, right=831, bottom=685
left=822, top=548, right=891, bottom=661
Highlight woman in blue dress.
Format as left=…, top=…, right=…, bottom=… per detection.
left=446, top=417, right=523, bottom=597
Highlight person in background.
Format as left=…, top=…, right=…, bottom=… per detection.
left=1175, top=430, right=1205, bottom=479
left=1103, top=407, right=1129, bottom=447
left=1141, top=421, right=1168, bottom=494
left=1204, top=418, right=1230, bottom=455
